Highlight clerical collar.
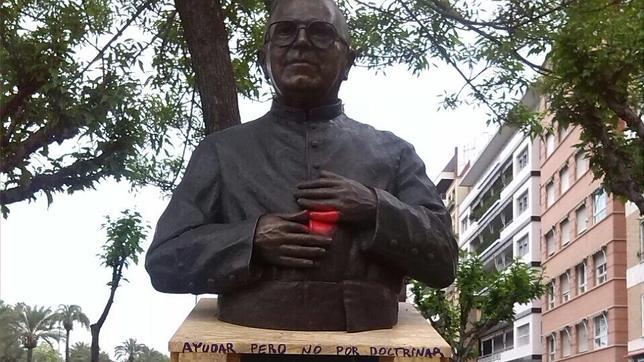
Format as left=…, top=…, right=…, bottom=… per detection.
left=269, top=99, right=344, bottom=122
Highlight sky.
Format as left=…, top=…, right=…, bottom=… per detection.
left=0, top=64, right=492, bottom=359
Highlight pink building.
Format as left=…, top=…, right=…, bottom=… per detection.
left=540, top=121, right=628, bottom=361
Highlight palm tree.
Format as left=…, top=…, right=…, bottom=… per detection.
left=114, top=339, right=145, bottom=362
left=0, top=300, right=24, bottom=361
left=69, top=342, right=113, bottom=362
left=56, top=305, right=89, bottom=362
left=10, top=303, right=61, bottom=362
left=135, top=346, right=170, bottom=362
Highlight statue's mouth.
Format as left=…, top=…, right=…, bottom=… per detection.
left=287, top=59, right=316, bottom=66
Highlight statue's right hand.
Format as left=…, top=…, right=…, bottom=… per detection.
left=253, top=211, right=332, bottom=268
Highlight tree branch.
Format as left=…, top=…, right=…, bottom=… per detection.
left=398, top=1, right=504, bottom=121
left=580, top=104, right=644, bottom=214
left=0, top=115, right=83, bottom=173
left=603, top=96, right=644, bottom=140
left=79, top=0, right=158, bottom=76
left=0, top=79, right=46, bottom=122
left=0, top=138, right=133, bottom=205
left=169, top=86, right=196, bottom=187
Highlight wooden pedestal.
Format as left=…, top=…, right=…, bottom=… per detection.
left=169, top=298, right=451, bottom=362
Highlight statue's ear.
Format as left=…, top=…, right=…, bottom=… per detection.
left=257, top=47, right=270, bottom=81
left=342, top=49, right=356, bottom=80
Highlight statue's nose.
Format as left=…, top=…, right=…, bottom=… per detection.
left=292, top=27, right=312, bottom=47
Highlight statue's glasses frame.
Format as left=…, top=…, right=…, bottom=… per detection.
left=265, top=21, right=349, bottom=50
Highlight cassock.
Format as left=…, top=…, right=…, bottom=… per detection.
left=145, top=100, right=458, bottom=332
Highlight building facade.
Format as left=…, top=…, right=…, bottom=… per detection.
left=435, top=148, right=471, bottom=240
left=456, top=123, right=543, bottom=362
left=539, top=117, right=628, bottom=361
left=626, top=201, right=644, bottom=362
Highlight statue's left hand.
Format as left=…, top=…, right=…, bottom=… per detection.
left=294, top=170, right=377, bottom=224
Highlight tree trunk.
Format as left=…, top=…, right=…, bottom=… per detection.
left=90, top=324, right=100, bottom=362
left=65, top=329, right=71, bottom=362
left=91, top=266, right=122, bottom=362
left=175, top=0, right=241, bottom=134
left=26, top=347, right=33, bottom=362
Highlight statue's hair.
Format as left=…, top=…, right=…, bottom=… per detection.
left=267, top=0, right=351, bottom=45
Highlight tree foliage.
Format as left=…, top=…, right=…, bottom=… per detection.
left=134, top=346, right=169, bottom=362
left=2, top=0, right=642, bottom=214
left=0, top=0, right=274, bottom=212
left=7, top=303, right=62, bottom=362
left=32, top=344, right=63, bottom=362
left=69, top=342, right=112, bottom=362
left=412, top=253, right=545, bottom=361
left=0, top=301, right=24, bottom=362
left=90, top=210, right=148, bottom=362
left=541, top=0, right=644, bottom=212
left=351, top=0, right=643, bottom=212
left=56, top=305, right=90, bottom=362
left=113, top=338, right=145, bottom=362
left=0, top=0, right=148, bottom=214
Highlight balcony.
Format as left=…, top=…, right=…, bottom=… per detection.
left=471, top=202, right=514, bottom=256
left=479, top=328, right=514, bottom=362
left=469, top=161, right=513, bottom=223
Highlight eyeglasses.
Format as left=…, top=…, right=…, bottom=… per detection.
left=265, top=21, right=349, bottom=49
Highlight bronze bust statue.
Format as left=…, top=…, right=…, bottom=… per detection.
left=145, top=0, right=457, bottom=334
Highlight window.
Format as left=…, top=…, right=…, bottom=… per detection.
left=576, top=205, right=588, bottom=234
left=593, top=188, right=608, bottom=223
left=577, top=262, right=587, bottom=294
left=595, top=249, right=607, bottom=284
left=492, top=332, right=513, bottom=353
left=546, top=133, right=556, bottom=157
left=495, top=252, right=510, bottom=271
left=641, top=295, right=644, bottom=336
left=517, top=323, right=530, bottom=346
left=561, top=218, right=571, bottom=245
left=561, top=271, right=571, bottom=302
left=546, top=231, right=555, bottom=256
left=575, top=151, right=588, bottom=178
left=482, top=329, right=514, bottom=355
left=548, top=334, right=556, bottom=361
left=594, top=312, right=608, bottom=348
left=558, top=123, right=569, bottom=140
left=548, top=281, right=556, bottom=309
left=492, top=334, right=504, bottom=353
left=560, top=166, right=570, bottom=194
left=577, top=320, right=589, bottom=352
left=640, top=294, right=644, bottom=337
left=481, top=338, right=492, bottom=356
left=517, top=191, right=529, bottom=214
left=640, top=221, right=644, bottom=262
left=461, top=217, right=469, bottom=234
left=516, top=235, right=529, bottom=257
left=562, top=327, right=572, bottom=357
left=506, top=329, right=514, bottom=350
left=546, top=181, right=555, bottom=208
left=517, top=146, right=529, bottom=170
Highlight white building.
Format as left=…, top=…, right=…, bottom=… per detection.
left=455, top=119, right=542, bottom=361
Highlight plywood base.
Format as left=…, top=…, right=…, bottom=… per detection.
left=169, top=298, right=451, bottom=361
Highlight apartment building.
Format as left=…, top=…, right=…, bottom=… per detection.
left=435, top=148, right=471, bottom=239
left=539, top=118, right=628, bottom=361
left=626, top=201, right=644, bottom=362
left=455, top=119, right=542, bottom=361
